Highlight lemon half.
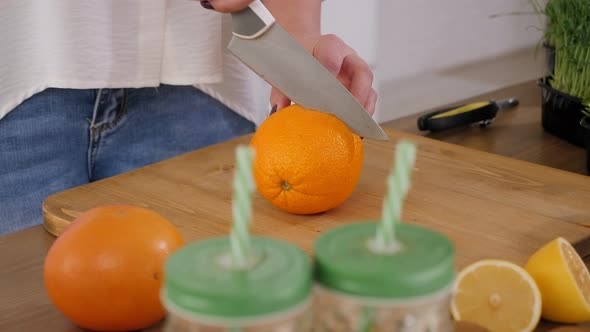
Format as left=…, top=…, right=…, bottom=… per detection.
left=451, top=259, right=542, bottom=332
left=525, top=237, right=590, bottom=323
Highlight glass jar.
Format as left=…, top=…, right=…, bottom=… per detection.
left=161, top=236, right=313, bottom=332
left=313, top=223, right=455, bottom=332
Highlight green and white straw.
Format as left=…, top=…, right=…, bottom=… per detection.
left=230, top=145, right=256, bottom=268
left=374, top=140, right=417, bottom=252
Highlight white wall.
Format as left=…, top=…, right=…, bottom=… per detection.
left=321, top=0, right=379, bottom=68
left=376, top=0, right=545, bottom=81
left=322, top=0, right=547, bottom=123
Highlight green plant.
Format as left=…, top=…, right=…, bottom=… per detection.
left=489, top=0, right=590, bottom=102
left=545, top=0, right=590, bottom=47
left=544, top=0, right=590, bottom=101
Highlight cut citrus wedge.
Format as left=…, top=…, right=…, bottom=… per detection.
left=525, top=237, right=590, bottom=323
left=451, top=259, right=542, bottom=332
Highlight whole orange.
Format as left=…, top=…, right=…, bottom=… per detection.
left=43, top=205, right=184, bottom=331
left=250, top=104, right=364, bottom=214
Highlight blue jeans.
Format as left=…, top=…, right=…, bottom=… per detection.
left=0, top=85, right=256, bottom=234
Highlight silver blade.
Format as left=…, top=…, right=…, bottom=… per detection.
left=227, top=24, right=389, bottom=141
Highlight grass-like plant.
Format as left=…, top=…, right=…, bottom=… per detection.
left=544, top=0, right=590, bottom=101
left=489, top=0, right=590, bottom=102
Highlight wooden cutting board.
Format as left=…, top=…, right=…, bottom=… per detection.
left=43, top=128, right=590, bottom=269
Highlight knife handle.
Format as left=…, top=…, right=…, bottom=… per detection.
left=417, top=101, right=499, bottom=132
left=231, top=0, right=276, bottom=39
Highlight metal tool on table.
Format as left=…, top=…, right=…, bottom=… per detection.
left=417, top=98, right=519, bottom=132
left=227, top=0, right=389, bottom=141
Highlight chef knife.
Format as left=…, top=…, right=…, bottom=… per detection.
left=227, top=0, right=389, bottom=141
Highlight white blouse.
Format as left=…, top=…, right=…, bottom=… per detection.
left=0, top=0, right=271, bottom=126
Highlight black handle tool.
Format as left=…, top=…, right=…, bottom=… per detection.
left=417, top=98, right=519, bottom=132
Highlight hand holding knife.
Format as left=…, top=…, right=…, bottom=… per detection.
left=202, top=0, right=389, bottom=141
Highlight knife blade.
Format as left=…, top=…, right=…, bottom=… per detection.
left=227, top=0, right=389, bottom=141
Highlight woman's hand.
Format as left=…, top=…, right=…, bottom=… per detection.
left=200, top=0, right=377, bottom=115
left=270, top=34, right=376, bottom=115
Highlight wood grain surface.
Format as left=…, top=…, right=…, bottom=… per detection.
left=2, top=126, right=590, bottom=331
left=42, top=128, right=590, bottom=261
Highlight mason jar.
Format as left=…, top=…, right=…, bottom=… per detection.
left=161, top=236, right=313, bottom=332
left=313, top=223, right=455, bottom=332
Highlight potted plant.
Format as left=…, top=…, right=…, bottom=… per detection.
left=492, top=0, right=590, bottom=170
left=537, top=0, right=590, bottom=148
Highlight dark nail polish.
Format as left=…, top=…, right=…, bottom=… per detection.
left=269, top=105, right=277, bottom=116
left=200, top=1, right=214, bottom=10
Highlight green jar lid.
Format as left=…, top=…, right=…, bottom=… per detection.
left=314, top=222, right=455, bottom=298
left=163, top=236, right=312, bottom=318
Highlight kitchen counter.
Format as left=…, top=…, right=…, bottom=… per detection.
left=2, top=85, right=590, bottom=331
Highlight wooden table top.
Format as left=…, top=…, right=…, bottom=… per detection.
left=384, top=80, right=588, bottom=175
left=2, top=118, right=590, bottom=330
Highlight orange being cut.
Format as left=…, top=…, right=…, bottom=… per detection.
left=524, top=237, right=590, bottom=323
left=451, top=259, right=542, bottom=332
left=250, top=104, right=364, bottom=214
